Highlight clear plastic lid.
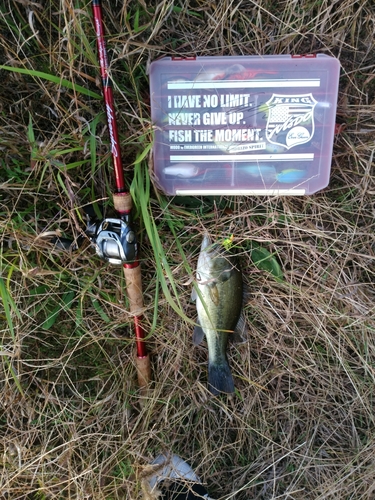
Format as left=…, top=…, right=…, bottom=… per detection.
left=149, top=54, right=340, bottom=196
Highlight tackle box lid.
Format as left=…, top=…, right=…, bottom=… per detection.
left=149, top=54, right=340, bottom=196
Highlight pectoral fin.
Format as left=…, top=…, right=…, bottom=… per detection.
left=208, top=283, right=220, bottom=306
left=229, top=313, right=248, bottom=344
left=193, top=323, right=205, bottom=345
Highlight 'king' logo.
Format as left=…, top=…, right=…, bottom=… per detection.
left=265, top=94, right=317, bottom=150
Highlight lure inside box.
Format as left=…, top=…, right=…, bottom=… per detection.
left=149, top=54, right=340, bottom=196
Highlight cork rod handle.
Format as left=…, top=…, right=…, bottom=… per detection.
left=123, top=264, right=151, bottom=392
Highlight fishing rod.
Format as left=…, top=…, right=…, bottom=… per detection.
left=90, top=0, right=151, bottom=392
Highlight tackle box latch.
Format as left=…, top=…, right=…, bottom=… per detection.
left=172, top=56, right=196, bottom=61
left=292, top=54, right=317, bottom=58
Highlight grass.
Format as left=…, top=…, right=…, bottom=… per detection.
left=1, top=0, right=375, bottom=498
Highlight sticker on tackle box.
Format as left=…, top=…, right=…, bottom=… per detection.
left=149, top=54, right=340, bottom=196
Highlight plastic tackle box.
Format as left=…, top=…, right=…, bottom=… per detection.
left=149, top=54, right=340, bottom=196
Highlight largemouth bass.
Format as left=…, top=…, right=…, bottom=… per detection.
left=192, top=233, right=243, bottom=395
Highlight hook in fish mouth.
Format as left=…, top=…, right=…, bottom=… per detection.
left=200, top=233, right=236, bottom=261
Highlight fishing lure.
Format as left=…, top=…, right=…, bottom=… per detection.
left=240, top=164, right=306, bottom=184
left=276, top=169, right=306, bottom=183
left=213, top=64, right=276, bottom=80
left=164, top=164, right=201, bottom=178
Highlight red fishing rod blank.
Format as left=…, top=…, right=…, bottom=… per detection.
left=91, top=0, right=151, bottom=391
left=92, top=0, right=125, bottom=193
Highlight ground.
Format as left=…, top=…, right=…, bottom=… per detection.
left=1, top=1, right=375, bottom=499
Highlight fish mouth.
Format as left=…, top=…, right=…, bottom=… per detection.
left=200, top=233, right=212, bottom=251
left=200, top=234, right=221, bottom=258
left=200, top=233, right=230, bottom=257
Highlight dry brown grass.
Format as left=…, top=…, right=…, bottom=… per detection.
left=1, top=0, right=375, bottom=498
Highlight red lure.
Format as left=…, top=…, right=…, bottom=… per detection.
left=213, top=69, right=276, bottom=80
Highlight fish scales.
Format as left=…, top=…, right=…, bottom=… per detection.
left=194, top=234, right=243, bottom=395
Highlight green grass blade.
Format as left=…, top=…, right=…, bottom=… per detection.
left=0, top=277, right=24, bottom=395
left=42, top=291, right=76, bottom=330
left=0, top=65, right=102, bottom=99
left=91, top=296, right=111, bottom=323
left=2, top=355, right=24, bottom=397
left=0, top=276, right=20, bottom=341
left=27, top=113, right=36, bottom=144
left=131, top=153, right=192, bottom=324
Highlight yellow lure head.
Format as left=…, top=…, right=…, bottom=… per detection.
left=222, top=234, right=234, bottom=251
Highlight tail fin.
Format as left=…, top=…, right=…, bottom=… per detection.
left=208, top=360, right=235, bottom=395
